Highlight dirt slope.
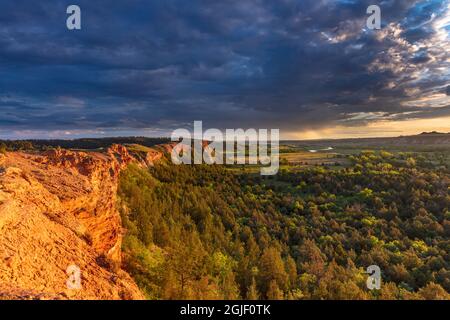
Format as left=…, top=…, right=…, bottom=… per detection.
left=0, top=145, right=156, bottom=300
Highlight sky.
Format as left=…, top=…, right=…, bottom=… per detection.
left=0, top=0, right=449, bottom=140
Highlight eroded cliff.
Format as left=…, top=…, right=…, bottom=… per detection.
left=0, top=144, right=165, bottom=300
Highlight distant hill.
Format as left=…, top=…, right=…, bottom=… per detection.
left=0, top=137, right=171, bottom=151
left=285, top=132, right=450, bottom=151
left=419, top=131, right=448, bottom=135
left=1, top=132, right=450, bottom=152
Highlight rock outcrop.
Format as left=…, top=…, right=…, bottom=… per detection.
left=0, top=144, right=159, bottom=300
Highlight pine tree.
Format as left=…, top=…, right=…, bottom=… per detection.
left=267, top=280, right=284, bottom=300
left=246, top=277, right=259, bottom=300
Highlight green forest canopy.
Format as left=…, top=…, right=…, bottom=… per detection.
left=118, top=150, right=449, bottom=300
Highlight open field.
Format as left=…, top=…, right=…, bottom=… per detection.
left=280, top=150, right=349, bottom=166
left=225, top=134, right=450, bottom=174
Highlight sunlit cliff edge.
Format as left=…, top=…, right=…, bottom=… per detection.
left=0, top=144, right=172, bottom=300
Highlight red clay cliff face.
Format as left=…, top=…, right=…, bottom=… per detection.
left=0, top=145, right=150, bottom=300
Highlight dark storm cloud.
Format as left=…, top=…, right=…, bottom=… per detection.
left=0, top=0, right=448, bottom=137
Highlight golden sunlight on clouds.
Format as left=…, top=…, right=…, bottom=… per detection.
left=401, top=93, right=449, bottom=108
left=286, top=116, right=450, bottom=140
